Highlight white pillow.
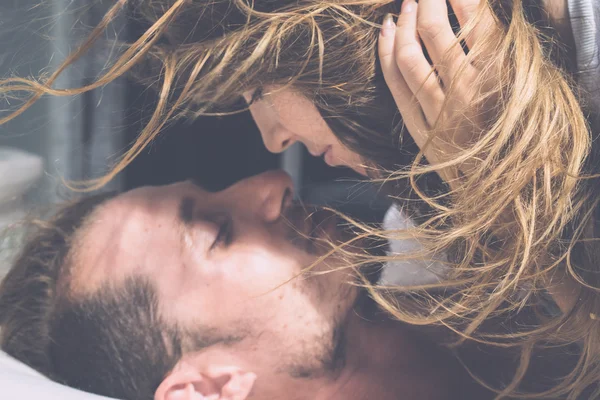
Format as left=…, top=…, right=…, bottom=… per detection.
left=0, top=350, right=117, bottom=400
left=0, top=149, right=117, bottom=399
left=0, top=147, right=43, bottom=205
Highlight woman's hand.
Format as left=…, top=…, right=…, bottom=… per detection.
left=378, top=0, right=581, bottom=314
left=378, top=0, right=497, bottom=187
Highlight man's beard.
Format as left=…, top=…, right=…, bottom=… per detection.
left=277, top=204, right=388, bottom=379
left=282, top=312, right=350, bottom=380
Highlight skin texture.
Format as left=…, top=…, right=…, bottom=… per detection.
left=67, top=171, right=455, bottom=400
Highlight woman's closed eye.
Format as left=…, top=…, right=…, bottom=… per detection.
left=246, top=87, right=264, bottom=105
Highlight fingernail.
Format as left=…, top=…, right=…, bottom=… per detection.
left=381, top=13, right=395, bottom=36
left=402, top=0, right=415, bottom=13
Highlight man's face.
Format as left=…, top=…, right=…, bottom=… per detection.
left=70, top=171, right=361, bottom=391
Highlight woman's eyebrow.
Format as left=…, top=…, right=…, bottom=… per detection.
left=179, top=196, right=195, bottom=225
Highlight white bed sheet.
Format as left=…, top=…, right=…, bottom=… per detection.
left=0, top=350, right=117, bottom=400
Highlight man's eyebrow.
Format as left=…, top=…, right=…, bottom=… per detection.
left=179, top=196, right=195, bottom=224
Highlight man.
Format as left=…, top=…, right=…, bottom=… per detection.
left=0, top=171, right=481, bottom=400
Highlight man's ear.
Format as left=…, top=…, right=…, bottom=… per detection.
left=155, top=359, right=257, bottom=400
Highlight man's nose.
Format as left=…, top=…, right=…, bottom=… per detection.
left=233, top=170, right=294, bottom=223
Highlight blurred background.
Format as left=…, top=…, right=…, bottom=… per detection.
left=0, top=0, right=388, bottom=275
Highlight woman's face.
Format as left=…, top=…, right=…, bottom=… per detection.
left=244, top=87, right=367, bottom=175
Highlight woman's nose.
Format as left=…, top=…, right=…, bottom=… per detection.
left=230, top=170, right=294, bottom=223
left=246, top=94, right=295, bottom=154
left=261, top=126, right=295, bottom=154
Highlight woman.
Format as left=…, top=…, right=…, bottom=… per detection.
left=0, top=0, right=598, bottom=397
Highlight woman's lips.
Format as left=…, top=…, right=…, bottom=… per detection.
left=323, top=146, right=334, bottom=166
left=307, top=145, right=334, bottom=166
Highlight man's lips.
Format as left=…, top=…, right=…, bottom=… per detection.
left=283, top=204, right=339, bottom=253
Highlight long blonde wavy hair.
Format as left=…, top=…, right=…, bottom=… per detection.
left=1, top=0, right=599, bottom=398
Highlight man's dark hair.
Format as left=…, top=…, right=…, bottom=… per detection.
left=49, top=278, right=184, bottom=399
left=0, top=194, right=186, bottom=400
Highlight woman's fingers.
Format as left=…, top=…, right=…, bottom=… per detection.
left=449, top=0, right=481, bottom=28
left=378, top=4, right=478, bottom=185
left=448, top=0, right=498, bottom=60
left=393, top=0, right=444, bottom=125
left=417, top=0, right=467, bottom=85
left=379, top=16, right=450, bottom=175
left=379, top=14, right=413, bottom=111
left=378, top=16, right=430, bottom=140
